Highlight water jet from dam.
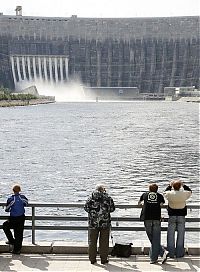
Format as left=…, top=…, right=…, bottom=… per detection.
left=17, top=79, right=86, bottom=102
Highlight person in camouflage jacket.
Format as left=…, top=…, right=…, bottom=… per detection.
left=84, top=184, right=115, bottom=264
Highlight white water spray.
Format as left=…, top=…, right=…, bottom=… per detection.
left=15, top=79, right=87, bottom=102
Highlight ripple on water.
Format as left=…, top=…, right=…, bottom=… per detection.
left=0, top=101, right=199, bottom=242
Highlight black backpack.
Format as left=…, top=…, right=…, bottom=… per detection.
left=111, top=243, right=132, bottom=258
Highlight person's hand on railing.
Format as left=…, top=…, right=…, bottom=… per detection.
left=161, top=216, right=165, bottom=222
left=138, top=201, right=143, bottom=207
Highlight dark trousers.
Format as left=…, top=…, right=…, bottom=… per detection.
left=88, top=228, right=110, bottom=262
left=3, top=215, right=25, bottom=252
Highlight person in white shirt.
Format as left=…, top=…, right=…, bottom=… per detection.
left=164, top=180, right=192, bottom=258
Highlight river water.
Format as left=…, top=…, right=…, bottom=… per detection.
left=0, top=101, right=199, bottom=244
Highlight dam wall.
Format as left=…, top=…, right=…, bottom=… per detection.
left=0, top=14, right=199, bottom=92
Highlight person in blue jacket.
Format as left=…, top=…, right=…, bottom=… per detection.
left=3, top=184, right=28, bottom=254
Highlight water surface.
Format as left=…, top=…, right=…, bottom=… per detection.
left=0, top=101, right=199, bottom=243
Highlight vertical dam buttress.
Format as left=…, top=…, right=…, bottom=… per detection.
left=0, top=15, right=199, bottom=92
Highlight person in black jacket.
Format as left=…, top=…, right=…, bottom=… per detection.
left=84, top=184, right=115, bottom=265
left=138, top=183, right=168, bottom=264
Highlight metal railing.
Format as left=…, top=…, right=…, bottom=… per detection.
left=0, top=202, right=199, bottom=244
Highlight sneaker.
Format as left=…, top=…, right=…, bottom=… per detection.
left=150, top=260, right=158, bottom=264
left=101, top=259, right=109, bottom=264
left=90, top=260, right=97, bottom=264
left=5, top=241, right=14, bottom=245
left=162, top=250, right=169, bottom=264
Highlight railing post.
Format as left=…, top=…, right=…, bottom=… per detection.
left=32, top=206, right=36, bottom=244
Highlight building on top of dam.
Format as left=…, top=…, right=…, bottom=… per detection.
left=0, top=7, right=199, bottom=93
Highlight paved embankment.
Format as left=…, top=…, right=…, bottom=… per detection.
left=0, top=242, right=199, bottom=271
left=0, top=253, right=199, bottom=271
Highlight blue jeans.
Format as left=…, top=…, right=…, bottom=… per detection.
left=167, top=216, right=185, bottom=258
left=144, top=220, right=164, bottom=262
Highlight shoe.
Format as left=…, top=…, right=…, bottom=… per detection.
left=90, top=260, right=97, bottom=264
left=150, top=260, right=158, bottom=264
left=101, top=259, right=109, bottom=264
left=12, top=250, right=21, bottom=255
left=162, top=250, right=169, bottom=264
left=5, top=241, right=14, bottom=245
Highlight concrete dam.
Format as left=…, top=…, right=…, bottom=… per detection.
left=0, top=12, right=199, bottom=93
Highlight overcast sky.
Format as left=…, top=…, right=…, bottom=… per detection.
left=1, top=0, right=199, bottom=18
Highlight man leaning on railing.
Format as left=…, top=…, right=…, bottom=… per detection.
left=2, top=184, right=28, bottom=255
left=138, top=183, right=168, bottom=264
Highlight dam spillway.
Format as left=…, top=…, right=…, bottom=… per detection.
left=10, top=55, right=69, bottom=84
left=0, top=14, right=199, bottom=92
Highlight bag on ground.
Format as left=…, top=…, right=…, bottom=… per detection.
left=111, top=243, right=132, bottom=257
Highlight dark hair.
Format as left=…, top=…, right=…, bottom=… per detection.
left=149, top=183, right=158, bottom=193
left=173, top=181, right=182, bottom=191
left=13, top=184, right=21, bottom=193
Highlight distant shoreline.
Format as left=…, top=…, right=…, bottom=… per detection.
left=0, top=98, right=199, bottom=107
left=0, top=99, right=55, bottom=107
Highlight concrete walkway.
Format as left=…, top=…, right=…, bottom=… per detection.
left=0, top=253, right=200, bottom=272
